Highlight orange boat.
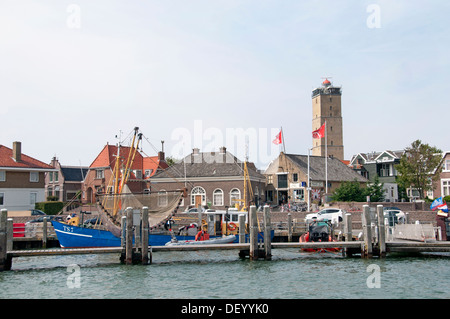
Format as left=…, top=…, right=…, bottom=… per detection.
left=299, top=220, right=342, bottom=253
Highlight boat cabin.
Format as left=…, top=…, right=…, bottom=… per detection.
left=204, top=208, right=248, bottom=236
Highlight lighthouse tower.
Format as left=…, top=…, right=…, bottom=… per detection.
left=311, top=78, right=344, bottom=161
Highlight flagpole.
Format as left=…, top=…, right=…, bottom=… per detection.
left=281, top=126, right=286, bottom=153
left=325, top=120, right=328, bottom=196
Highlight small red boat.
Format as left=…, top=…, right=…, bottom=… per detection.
left=299, top=220, right=342, bottom=253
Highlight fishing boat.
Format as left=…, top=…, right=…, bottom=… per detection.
left=299, top=220, right=342, bottom=253
left=52, top=127, right=189, bottom=248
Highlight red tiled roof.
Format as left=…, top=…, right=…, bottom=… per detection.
left=0, top=145, right=53, bottom=170
left=90, top=144, right=167, bottom=178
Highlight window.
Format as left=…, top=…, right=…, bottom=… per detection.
left=95, top=169, right=104, bottom=179
left=191, top=186, right=206, bottom=206
left=144, top=169, right=153, bottom=178
left=0, top=171, right=5, bottom=182
left=158, top=190, right=168, bottom=207
left=213, top=189, right=224, bottom=206
left=379, top=164, right=390, bottom=177
left=30, top=192, right=37, bottom=205
left=54, top=172, right=58, bottom=182
left=0, top=193, right=4, bottom=205
left=134, top=170, right=142, bottom=179
left=54, top=186, right=60, bottom=200
left=47, top=187, right=53, bottom=197
left=230, top=188, right=241, bottom=206
left=30, top=172, right=39, bottom=182
left=293, top=173, right=298, bottom=182
left=442, top=180, right=450, bottom=197
left=266, top=190, right=273, bottom=202
left=444, top=160, right=450, bottom=172
left=267, top=175, right=273, bottom=184
left=294, top=189, right=305, bottom=201
left=277, top=174, right=288, bottom=188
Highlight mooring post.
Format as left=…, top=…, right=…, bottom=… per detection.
left=238, top=214, right=245, bottom=243
left=343, top=213, right=352, bottom=257
left=263, top=205, right=272, bottom=260
left=287, top=213, right=292, bottom=242
left=141, top=206, right=150, bottom=265
left=125, top=207, right=133, bottom=265
left=7, top=218, right=13, bottom=252
left=42, top=216, right=48, bottom=249
left=377, top=205, right=386, bottom=257
left=121, top=215, right=126, bottom=248
left=0, top=209, right=11, bottom=271
left=249, top=205, right=259, bottom=260
left=362, top=205, right=373, bottom=258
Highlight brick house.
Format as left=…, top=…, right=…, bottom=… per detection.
left=45, top=156, right=89, bottom=202
left=431, top=151, right=450, bottom=199
left=264, top=152, right=368, bottom=205
left=0, top=142, right=55, bottom=211
left=150, top=147, right=267, bottom=211
left=82, top=143, right=168, bottom=204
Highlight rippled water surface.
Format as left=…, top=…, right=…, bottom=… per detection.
left=1, top=249, right=449, bottom=299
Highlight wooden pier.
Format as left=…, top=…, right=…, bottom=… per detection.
left=1, top=205, right=450, bottom=271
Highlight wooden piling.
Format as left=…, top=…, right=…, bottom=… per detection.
left=343, top=213, right=352, bottom=257
left=42, top=216, right=48, bottom=249
left=287, top=213, right=292, bottom=242
left=362, top=205, right=373, bottom=258
left=7, top=218, right=13, bottom=252
left=121, top=215, right=126, bottom=248
left=377, top=205, right=386, bottom=257
left=249, top=205, right=259, bottom=260
left=0, top=209, right=12, bottom=271
left=238, top=214, right=245, bottom=243
left=125, top=207, right=133, bottom=265
left=264, top=205, right=272, bottom=260
left=141, top=207, right=150, bottom=265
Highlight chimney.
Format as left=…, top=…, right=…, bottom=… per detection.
left=158, top=151, right=165, bottom=161
left=192, top=148, right=200, bottom=155
left=219, top=146, right=227, bottom=163
left=13, top=141, right=21, bottom=162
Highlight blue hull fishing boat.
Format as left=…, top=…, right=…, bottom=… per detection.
left=51, top=220, right=201, bottom=248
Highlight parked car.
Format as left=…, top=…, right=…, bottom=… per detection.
left=305, top=208, right=346, bottom=224
left=26, top=215, right=64, bottom=224
left=31, top=209, right=46, bottom=216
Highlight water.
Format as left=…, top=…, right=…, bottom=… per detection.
left=1, top=249, right=449, bottom=299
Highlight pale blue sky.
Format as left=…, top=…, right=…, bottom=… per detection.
left=1, top=1, right=449, bottom=168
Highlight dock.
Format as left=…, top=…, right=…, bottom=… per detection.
left=2, top=205, right=450, bottom=271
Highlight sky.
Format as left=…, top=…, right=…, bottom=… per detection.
left=1, top=1, right=449, bottom=170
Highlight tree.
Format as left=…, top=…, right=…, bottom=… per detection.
left=366, top=175, right=384, bottom=202
left=396, top=140, right=442, bottom=200
left=331, top=179, right=367, bottom=202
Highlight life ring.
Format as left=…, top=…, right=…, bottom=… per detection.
left=227, top=222, right=237, bottom=231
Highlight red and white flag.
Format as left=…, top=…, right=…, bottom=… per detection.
left=312, top=123, right=326, bottom=139
left=273, top=130, right=282, bottom=145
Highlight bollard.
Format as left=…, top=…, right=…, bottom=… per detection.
left=0, top=209, right=12, bottom=271
left=343, top=213, right=352, bottom=257
left=7, top=219, right=13, bottom=252
left=287, top=213, right=292, bottom=242
left=42, top=216, right=48, bottom=249
left=376, top=205, right=386, bottom=257
left=249, top=206, right=258, bottom=260
left=141, top=207, right=150, bottom=265
left=263, top=205, right=272, bottom=260
left=362, top=205, right=373, bottom=258
left=238, top=214, right=246, bottom=243
left=125, top=207, right=133, bottom=265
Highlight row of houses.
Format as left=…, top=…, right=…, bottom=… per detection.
left=1, top=140, right=449, bottom=212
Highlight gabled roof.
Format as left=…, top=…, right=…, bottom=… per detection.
left=89, top=144, right=167, bottom=178
left=152, top=150, right=265, bottom=181
left=0, top=145, right=53, bottom=170
left=278, top=153, right=367, bottom=182
left=350, top=150, right=404, bottom=165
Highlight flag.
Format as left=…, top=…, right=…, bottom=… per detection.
left=273, top=130, right=282, bottom=145
left=312, top=123, right=326, bottom=139
left=431, top=197, right=449, bottom=212
left=430, top=197, right=443, bottom=211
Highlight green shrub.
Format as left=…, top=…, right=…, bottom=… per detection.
left=35, top=201, right=64, bottom=215
left=444, top=195, right=450, bottom=203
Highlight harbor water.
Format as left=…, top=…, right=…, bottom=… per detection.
left=1, top=249, right=449, bottom=300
